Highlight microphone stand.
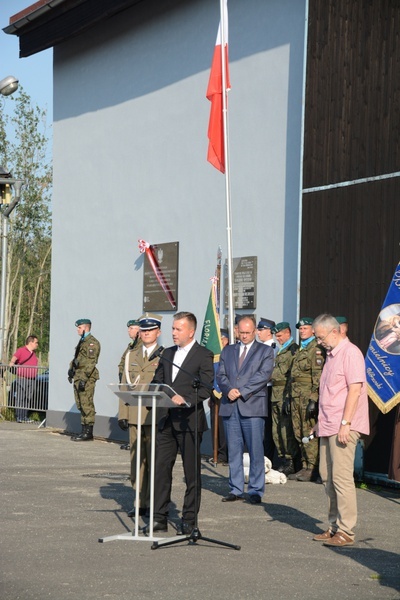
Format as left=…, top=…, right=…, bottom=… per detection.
left=150, top=351, right=240, bottom=551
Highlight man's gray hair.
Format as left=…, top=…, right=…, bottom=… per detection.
left=313, top=314, right=340, bottom=331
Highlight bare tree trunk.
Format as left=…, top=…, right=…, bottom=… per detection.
left=11, top=274, right=24, bottom=358
left=27, top=242, right=51, bottom=335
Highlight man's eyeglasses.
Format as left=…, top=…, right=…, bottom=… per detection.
left=315, top=329, right=333, bottom=342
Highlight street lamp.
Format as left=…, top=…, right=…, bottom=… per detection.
left=0, top=168, right=24, bottom=361
left=0, top=76, right=18, bottom=97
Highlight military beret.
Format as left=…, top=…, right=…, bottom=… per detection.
left=272, top=321, right=291, bottom=333
left=296, top=317, right=313, bottom=328
left=234, top=314, right=242, bottom=325
left=127, top=319, right=140, bottom=327
left=139, top=312, right=162, bottom=330
left=220, top=328, right=229, bottom=339
left=335, top=316, right=348, bottom=324
left=257, top=317, right=276, bottom=330
left=75, top=318, right=91, bottom=326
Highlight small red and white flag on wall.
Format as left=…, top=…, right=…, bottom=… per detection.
left=206, top=0, right=230, bottom=173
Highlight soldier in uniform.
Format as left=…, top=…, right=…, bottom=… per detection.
left=289, top=317, right=325, bottom=481
left=68, top=318, right=101, bottom=441
left=336, top=316, right=349, bottom=339
left=118, top=319, right=141, bottom=382
left=118, top=313, right=162, bottom=517
left=270, top=322, right=299, bottom=475
left=256, top=317, right=278, bottom=463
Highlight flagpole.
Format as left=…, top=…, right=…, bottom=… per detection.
left=219, top=0, right=235, bottom=344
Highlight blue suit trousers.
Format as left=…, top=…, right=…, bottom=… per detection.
left=223, top=402, right=266, bottom=497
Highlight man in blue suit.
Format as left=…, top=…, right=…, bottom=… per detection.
left=217, top=315, right=274, bottom=504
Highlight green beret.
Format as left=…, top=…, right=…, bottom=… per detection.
left=335, top=316, right=348, bottom=324
left=296, top=317, right=313, bottom=328
left=75, top=318, right=91, bottom=326
left=272, top=321, right=290, bottom=334
left=127, top=319, right=140, bottom=327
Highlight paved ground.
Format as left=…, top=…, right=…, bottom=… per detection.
left=1, top=421, right=399, bottom=600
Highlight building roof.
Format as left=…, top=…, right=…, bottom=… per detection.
left=3, top=0, right=142, bottom=57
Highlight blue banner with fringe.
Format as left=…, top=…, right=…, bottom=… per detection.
left=365, top=262, right=400, bottom=414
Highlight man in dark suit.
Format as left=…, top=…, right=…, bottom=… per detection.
left=217, top=315, right=274, bottom=504
left=151, top=311, right=214, bottom=534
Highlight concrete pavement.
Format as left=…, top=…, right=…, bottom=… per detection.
left=1, top=421, right=399, bottom=600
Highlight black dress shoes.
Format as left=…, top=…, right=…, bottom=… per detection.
left=127, top=507, right=149, bottom=518
left=248, top=494, right=262, bottom=504
left=176, top=520, right=194, bottom=535
left=221, top=493, right=245, bottom=502
left=143, top=521, right=168, bottom=535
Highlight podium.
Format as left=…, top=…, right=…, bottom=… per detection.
left=98, top=383, right=189, bottom=544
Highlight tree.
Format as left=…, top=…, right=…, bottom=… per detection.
left=0, top=87, right=52, bottom=364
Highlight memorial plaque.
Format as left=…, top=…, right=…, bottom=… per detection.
left=224, top=256, right=257, bottom=310
left=142, top=242, right=179, bottom=311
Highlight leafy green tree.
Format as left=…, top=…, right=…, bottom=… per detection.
left=0, top=87, right=52, bottom=364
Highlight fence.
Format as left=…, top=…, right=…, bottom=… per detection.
left=0, top=365, right=49, bottom=423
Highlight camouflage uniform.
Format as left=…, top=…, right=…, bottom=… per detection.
left=290, top=339, right=325, bottom=469
left=70, top=334, right=101, bottom=425
left=118, top=345, right=160, bottom=510
left=271, top=340, right=299, bottom=461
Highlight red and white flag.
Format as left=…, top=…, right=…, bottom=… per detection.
left=206, top=0, right=230, bottom=173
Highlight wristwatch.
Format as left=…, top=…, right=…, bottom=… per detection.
left=341, top=419, right=351, bottom=426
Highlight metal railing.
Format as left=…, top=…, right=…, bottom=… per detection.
left=0, top=364, right=48, bottom=424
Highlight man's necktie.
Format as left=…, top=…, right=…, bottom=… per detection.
left=238, top=345, right=247, bottom=369
left=144, top=350, right=148, bottom=363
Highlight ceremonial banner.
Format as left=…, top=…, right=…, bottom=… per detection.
left=200, top=277, right=222, bottom=363
left=206, top=0, right=230, bottom=173
left=365, top=262, right=400, bottom=413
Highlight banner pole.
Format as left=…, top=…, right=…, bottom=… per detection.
left=219, top=0, right=235, bottom=343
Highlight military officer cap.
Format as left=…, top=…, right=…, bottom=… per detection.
left=220, top=328, right=229, bottom=339
left=335, top=316, right=348, bottom=324
left=139, top=312, right=162, bottom=330
left=296, top=317, right=313, bottom=328
left=75, top=318, right=91, bottom=327
left=127, top=319, right=140, bottom=327
left=257, top=317, right=276, bottom=330
left=271, top=321, right=291, bottom=334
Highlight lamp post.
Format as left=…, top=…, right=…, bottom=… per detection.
left=0, top=169, right=24, bottom=362
left=0, top=76, right=21, bottom=361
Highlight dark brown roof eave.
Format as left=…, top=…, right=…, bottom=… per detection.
left=3, top=0, right=143, bottom=57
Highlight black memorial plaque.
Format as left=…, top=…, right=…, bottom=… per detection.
left=142, top=242, right=179, bottom=311
left=224, top=256, right=257, bottom=310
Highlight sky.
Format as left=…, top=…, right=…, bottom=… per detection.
left=0, top=0, right=53, bottom=123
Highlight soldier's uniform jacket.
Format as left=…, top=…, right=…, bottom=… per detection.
left=118, top=344, right=161, bottom=426
left=118, top=336, right=142, bottom=380
left=290, top=338, right=325, bottom=402
left=70, top=334, right=101, bottom=383
left=271, top=340, right=299, bottom=403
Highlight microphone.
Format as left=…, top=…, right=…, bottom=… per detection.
left=148, top=346, right=164, bottom=362
left=302, top=433, right=315, bottom=444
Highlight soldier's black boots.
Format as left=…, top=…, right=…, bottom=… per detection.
left=281, top=458, right=295, bottom=476
left=71, top=425, right=94, bottom=441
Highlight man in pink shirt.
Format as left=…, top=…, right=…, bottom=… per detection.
left=311, top=314, right=369, bottom=547
left=9, top=335, right=39, bottom=422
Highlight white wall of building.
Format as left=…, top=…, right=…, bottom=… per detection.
left=48, top=0, right=306, bottom=436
